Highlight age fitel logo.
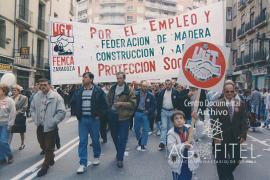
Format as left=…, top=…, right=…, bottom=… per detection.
left=51, top=23, right=74, bottom=56
left=182, top=42, right=226, bottom=89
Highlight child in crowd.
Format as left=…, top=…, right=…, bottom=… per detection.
left=167, top=111, right=201, bottom=180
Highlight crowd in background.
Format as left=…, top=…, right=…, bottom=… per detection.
left=1, top=73, right=270, bottom=179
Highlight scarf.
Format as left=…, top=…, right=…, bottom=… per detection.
left=174, top=126, right=188, bottom=143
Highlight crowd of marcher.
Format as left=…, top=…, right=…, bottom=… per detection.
left=0, top=71, right=270, bottom=180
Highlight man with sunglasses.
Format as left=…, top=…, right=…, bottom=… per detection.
left=211, top=80, right=248, bottom=180
left=31, top=78, right=66, bottom=177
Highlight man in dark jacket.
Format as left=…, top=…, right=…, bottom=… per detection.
left=107, top=72, right=136, bottom=168
left=212, top=81, right=248, bottom=180
left=134, top=80, right=156, bottom=151
left=70, top=72, right=108, bottom=174
left=156, top=79, right=179, bottom=151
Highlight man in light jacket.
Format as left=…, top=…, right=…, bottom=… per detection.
left=31, top=78, right=66, bottom=177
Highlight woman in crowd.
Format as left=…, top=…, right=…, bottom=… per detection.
left=0, top=84, right=16, bottom=164
left=9, top=85, right=28, bottom=150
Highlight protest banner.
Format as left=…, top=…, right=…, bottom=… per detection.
left=179, top=39, right=229, bottom=93
left=49, top=2, right=225, bottom=85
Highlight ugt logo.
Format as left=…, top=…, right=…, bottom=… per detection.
left=50, top=23, right=74, bottom=56
left=182, top=42, right=226, bottom=89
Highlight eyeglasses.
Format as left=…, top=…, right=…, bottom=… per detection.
left=225, top=91, right=234, bottom=93
left=39, top=84, right=48, bottom=87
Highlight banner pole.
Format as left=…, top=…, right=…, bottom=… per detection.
left=188, top=88, right=201, bottom=143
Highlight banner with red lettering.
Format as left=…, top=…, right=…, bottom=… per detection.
left=49, top=2, right=225, bottom=85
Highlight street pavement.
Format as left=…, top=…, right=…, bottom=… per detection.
left=1, top=111, right=270, bottom=180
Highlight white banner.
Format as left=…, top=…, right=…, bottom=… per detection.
left=49, top=2, right=225, bottom=85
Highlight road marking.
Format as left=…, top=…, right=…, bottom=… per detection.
left=24, top=141, right=80, bottom=180
left=247, top=134, right=270, bottom=147
left=10, top=136, right=79, bottom=180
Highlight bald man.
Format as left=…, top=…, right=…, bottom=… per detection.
left=211, top=81, right=248, bottom=180
left=134, top=80, right=156, bottom=151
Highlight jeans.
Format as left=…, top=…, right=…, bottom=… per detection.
left=264, top=110, right=270, bottom=126
left=78, top=116, right=101, bottom=166
left=251, top=103, right=260, bottom=117
left=108, top=111, right=129, bottom=161
left=134, top=112, right=149, bottom=146
left=160, top=109, right=173, bottom=145
left=37, top=126, right=57, bottom=169
left=99, top=116, right=108, bottom=141
left=0, top=125, right=12, bottom=160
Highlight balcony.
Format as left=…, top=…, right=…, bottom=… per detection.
left=99, top=8, right=125, bottom=15
left=145, top=11, right=160, bottom=19
left=255, top=9, right=267, bottom=28
left=14, top=56, right=32, bottom=68
left=237, top=27, right=245, bottom=39
left=161, top=0, right=177, bottom=5
left=37, top=18, right=49, bottom=36
left=99, top=18, right=126, bottom=25
left=161, top=5, right=178, bottom=13
left=236, top=58, right=243, bottom=66
left=16, top=5, right=33, bottom=27
left=245, top=21, right=255, bottom=34
left=238, top=0, right=247, bottom=11
left=144, top=1, right=161, bottom=10
left=254, top=50, right=267, bottom=62
left=99, top=0, right=125, bottom=4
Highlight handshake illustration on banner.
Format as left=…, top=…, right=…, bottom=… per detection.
left=51, top=35, right=74, bottom=55
left=185, top=58, right=221, bottom=81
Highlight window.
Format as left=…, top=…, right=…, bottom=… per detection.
left=226, top=29, right=232, bottom=43
left=249, top=39, right=254, bottom=61
left=250, top=12, right=254, bottom=26
left=232, top=3, right=237, bottom=19
left=36, top=39, right=44, bottom=68
left=127, top=6, right=133, bottom=12
left=259, top=38, right=265, bottom=53
left=18, top=30, right=28, bottom=48
left=233, top=50, right=238, bottom=65
left=233, top=27, right=236, bottom=41
left=127, top=16, right=133, bottom=23
left=0, top=20, right=6, bottom=48
left=226, top=7, right=232, bottom=21
left=38, top=3, right=45, bottom=31
left=241, top=51, right=244, bottom=62
left=79, top=19, right=88, bottom=23
left=78, top=9, right=87, bottom=17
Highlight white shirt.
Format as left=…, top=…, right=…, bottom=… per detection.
left=225, top=97, right=237, bottom=119
left=162, top=89, right=173, bottom=110
left=225, top=98, right=235, bottom=108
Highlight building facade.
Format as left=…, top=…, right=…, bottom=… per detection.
left=75, top=0, right=178, bottom=24
left=0, top=0, right=75, bottom=89
left=230, top=0, right=270, bottom=90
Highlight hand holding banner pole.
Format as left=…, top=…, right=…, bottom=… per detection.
left=188, top=88, right=201, bottom=143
